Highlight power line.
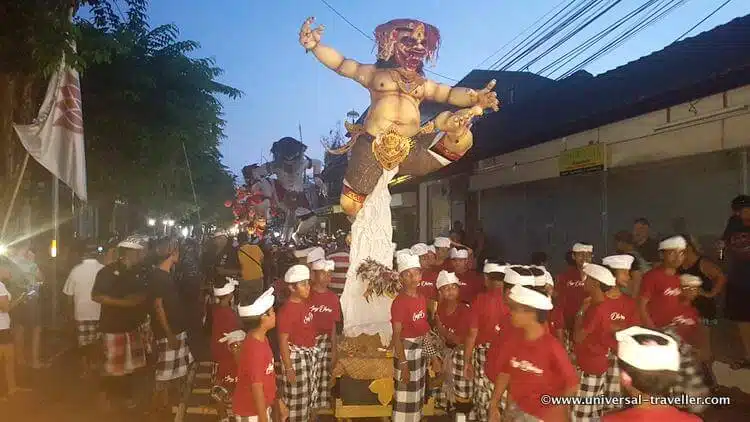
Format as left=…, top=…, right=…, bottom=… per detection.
left=318, top=0, right=458, bottom=82
left=474, top=0, right=570, bottom=68
left=674, top=0, right=734, bottom=42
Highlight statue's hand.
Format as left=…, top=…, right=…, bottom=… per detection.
left=300, top=17, right=324, bottom=51
left=476, top=79, right=500, bottom=111
left=438, top=106, right=484, bottom=136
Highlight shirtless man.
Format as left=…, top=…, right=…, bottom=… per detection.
left=299, top=17, right=499, bottom=217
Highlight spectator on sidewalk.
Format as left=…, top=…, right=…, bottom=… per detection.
left=633, top=218, right=660, bottom=263
left=62, top=247, right=106, bottom=376
left=149, top=238, right=194, bottom=416
left=722, top=194, right=750, bottom=370
left=8, top=243, right=45, bottom=369
left=0, top=265, right=30, bottom=399
left=614, top=230, right=648, bottom=297
left=92, top=234, right=150, bottom=410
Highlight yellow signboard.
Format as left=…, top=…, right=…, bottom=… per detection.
left=559, top=143, right=605, bottom=176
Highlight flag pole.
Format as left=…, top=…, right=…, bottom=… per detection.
left=1, top=153, right=30, bottom=241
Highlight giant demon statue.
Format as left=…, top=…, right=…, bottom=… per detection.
left=242, top=137, right=326, bottom=241
left=300, top=17, right=500, bottom=343
left=299, top=17, right=499, bottom=218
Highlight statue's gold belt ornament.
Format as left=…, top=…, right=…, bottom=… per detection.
left=326, top=122, right=438, bottom=171
left=372, top=126, right=413, bottom=171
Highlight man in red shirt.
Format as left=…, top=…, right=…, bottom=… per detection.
left=487, top=285, right=578, bottom=422
left=449, top=248, right=484, bottom=304
left=638, top=236, right=686, bottom=330
left=412, top=243, right=439, bottom=303
left=308, top=258, right=341, bottom=411
left=234, top=287, right=285, bottom=422
left=433, top=237, right=452, bottom=269
left=603, top=326, right=700, bottom=421
left=433, top=270, right=470, bottom=414
left=277, top=265, right=320, bottom=422
left=391, top=252, right=430, bottom=421
left=463, top=261, right=508, bottom=421
left=603, top=254, right=635, bottom=296
left=556, top=242, right=593, bottom=354
left=572, top=263, right=640, bottom=421
left=210, top=277, right=241, bottom=421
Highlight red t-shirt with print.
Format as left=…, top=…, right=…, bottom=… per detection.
left=602, top=406, right=701, bottom=421
left=418, top=269, right=439, bottom=301
left=232, top=337, right=277, bottom=417
left=211, top=305, right=241, bottom=383
left=391, top=293, right=430, bottom=339
left=469, top=288, right=509, bottom=345
left=575, top=294, right=640, bottom=375
left=639, top=267, right=683, bottom=328
left=555, top=266, right=587, bottom=329
left=487, top=331, right=578, bottom=421
left=456, top=270, right=485, bottom=304
left=309, top=289, right=341, bottom=335
left=670, top=301, right=701, bottom=346
left=277, top=300, right=316, bottom=347
left=437, top=302, right=470, bottom=341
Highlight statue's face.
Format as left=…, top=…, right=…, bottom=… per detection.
left=394, top=25, right=427, bottom=71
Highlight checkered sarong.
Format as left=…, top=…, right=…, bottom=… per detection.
left=155, top=331, right=194, bottom=382
left=423, top=328, right=444, bottom=359
left=662, top=326, right=709, bottom=414
left=76, top=320, right=100, bottom=347
left=314, top=333, right=334, bottom=409
left=393, top=337, right=427, bottom=422
left=435, top=346, right=473, bottom=411
left=280, top=344, right=320, bottom=422
left=572, top=354, right=622, bottom=420
left=103, top=330, right=147, bottom=376
left=468, top=344, right=493, bottom=422
left=234, top=408, right=270, bottom=421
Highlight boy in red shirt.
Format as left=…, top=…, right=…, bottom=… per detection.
left=308, top=258, right=341, bottom=410
left=603, top=327, right=700, bottom=421
left=449, top=248, right=484, bottom=304
left=412, top=243, right=439, bottom=302
left=603, top=254, right=635, bottom=295
left=463, top=261, right=509, bottom=421
left=664, top=274, right=709, bottom=414
left=638, top=236, right=686, bottom=330
left=277, top=265, right=320, bottom=422
left=391, top=252, right=430, bottom=421
left=234, top=287, right=284, bottom=422
left=572, top=263, right=640, bottom=421
left=433, top=237, right=452, bottom=269
left=433, top=270, right=471, bottom=414
left=556, top=242, right=593, bottom=355
left=211, top=278, right=242, bottom=421
left=487, top=285, right=578, bottom=422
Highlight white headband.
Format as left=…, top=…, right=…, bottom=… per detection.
left=410, top=243, right=430, bottom=256
left=397, top=253, right=421, bottom=273
left=293, top=247, right=313, bottom=259
left=616, top=326, right=679, bottom=371
left=214, top=277, right=239, bottom=296
left=483, top=262, right=507, bottom=274
left=306, top=247, right=326, bottom=264
left=434, top=237, right=451, bottom=248
left=530, top=266, right=554, bottom=287
left=602, top=254, right=634, bottom=270
left=284, top=264, right=310, bottom=284
left=311, top=259, right=335, bottom=272
left=450, top=248, right=469, bottom=259
left=582, top=263, right=616, bottom=287
left=504, top=267, right=535, bottom=286
left=237, top=287, right=275, bottom=317
left=659, top=236, right=686, bottom=251
left=572, top=243, right=594, bottom=253
left=436, top=270, right=459, bottom=289
left=508, top=285, right=553, bottom=310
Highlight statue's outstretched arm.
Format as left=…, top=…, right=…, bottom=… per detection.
left=300, top=17, right=376, bottom=88
left=424, top=79, right=499, bottom=111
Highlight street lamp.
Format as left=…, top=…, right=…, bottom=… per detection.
left=167, top=220, right=175, bottom=227
left=147, top=218, right=156, bottom=227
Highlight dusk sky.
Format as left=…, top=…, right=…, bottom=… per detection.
left=143, top=0, right=749, bottom=176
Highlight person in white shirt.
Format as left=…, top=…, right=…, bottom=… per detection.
left=1, top=265, right=30, bottom=398
left=63, top=248, right=106, bottom=375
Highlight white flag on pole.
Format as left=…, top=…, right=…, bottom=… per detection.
left=13, top=54, right=87, bottom=201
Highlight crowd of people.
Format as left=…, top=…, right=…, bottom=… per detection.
left=1, top=194, right=750, bottom=422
